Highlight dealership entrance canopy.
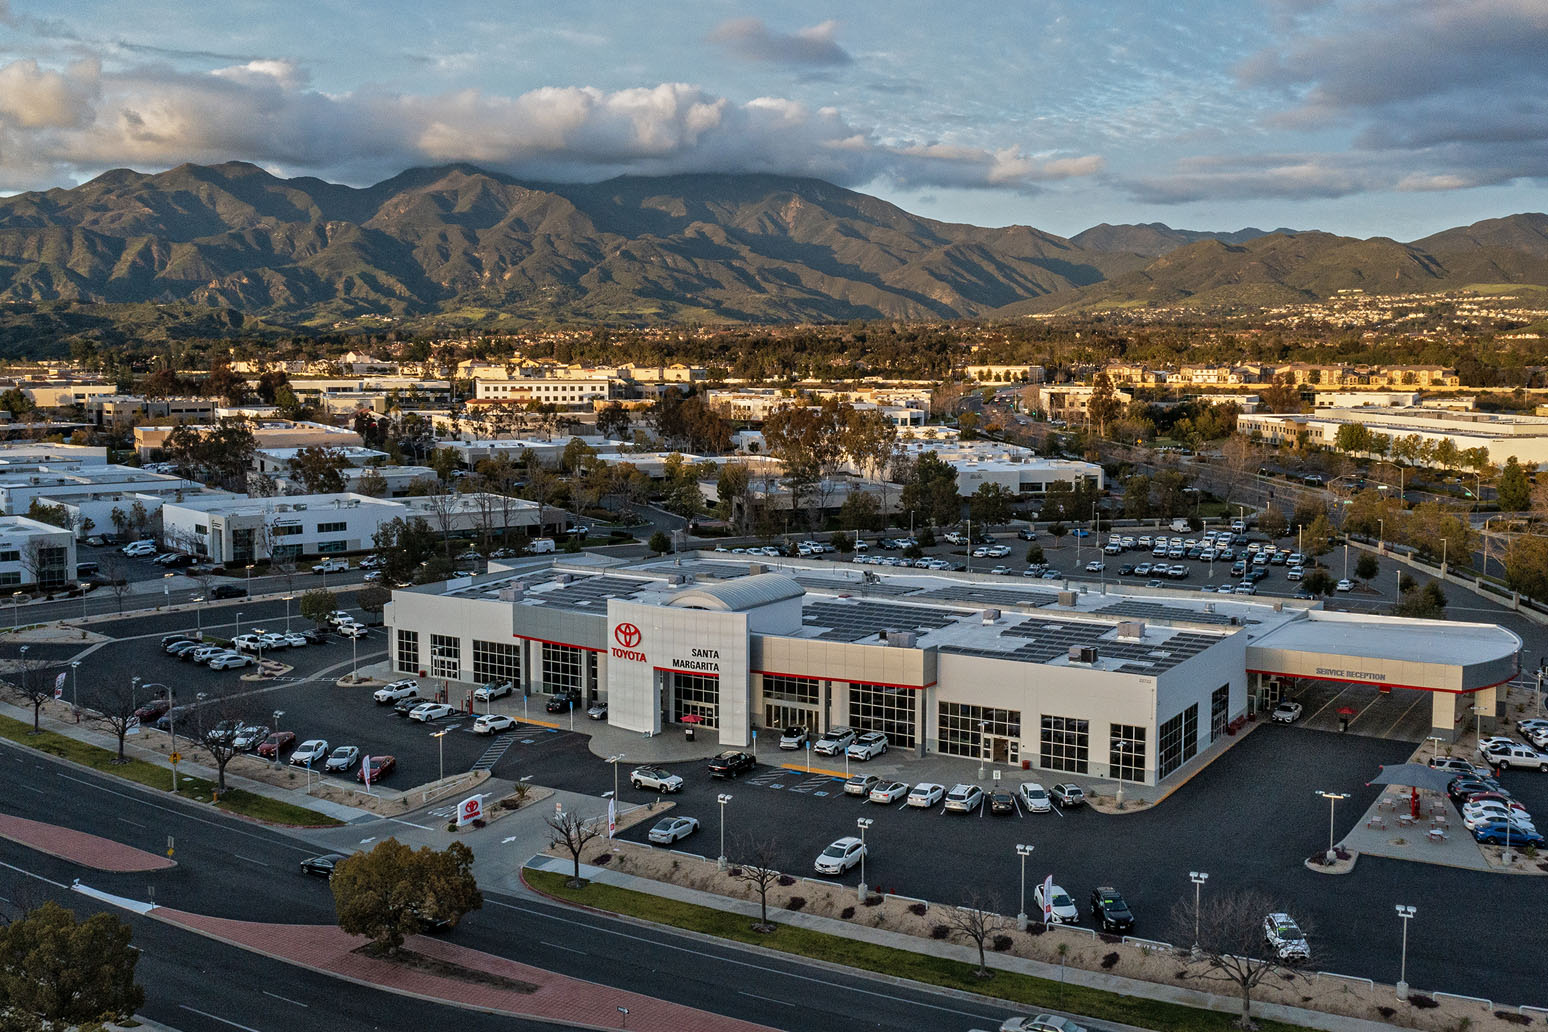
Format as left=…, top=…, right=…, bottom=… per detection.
left=1247, top=610, right=1521, bottom=740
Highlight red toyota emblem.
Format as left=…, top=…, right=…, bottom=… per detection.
left=614, top=623, right=642, bottom=648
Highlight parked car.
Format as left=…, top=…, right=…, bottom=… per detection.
left=231, top=724, right=269, bottom=751
left=988, top=789, right=1017, bottom=815
left=1481, top=741, right=1548, bottom=771
left=337, top=622, right=368, bottom=639
left=1050, top=783, right=1085, bottom=808
left=999, top=1015, right=1087, bottom=1032
left=630, top=765, right=684, bottom=793
left=473, top=680, right=513, bottom=701
left=587, top=701, right=608, bottom=720
left=1089, top=886, right=1135, bottom=933
left=647, top=816, right=700, bottom=844
left=844, top=773, right=881, bottom=797
left=846, top=731, right=889, bottom=760
left=545, top=692, right=580, bottom=713
left=313, top=558, right=350, bottom=574
left=474, top=713, right=516, bottom=735
left=907, top=782, right=945, bottom=808
left=373, top=680, right=420, bottom=703
left=356, top=755, right=396, bottom=784
left=1270, top=700, right=1303, bottom=724
left=1018, top=782, right=1051, bottom=813
left=813, top=727, right=856, bottom=756
left=814, top=836, right=866, bottom=875
left=1471, top=820, right=1545, bottom=846
left=1335, top=579, right=1353, bottom=592
left=393, top=695, right=426, bottom=717
left=257, top=730, right=296, bottom=758
left=409, top=702, right=454, bottom=722
left=290, top=739, right=330, bottom=767
left=1429, top=755, right=1484, bottom=777
left=944, top=784, right=985, bottom=813
left=868, top=780, right=910, bottom=804
left=134, top=698, right=171, bottom=722
left=209, top=652, right=255, bottom=670
left=707, top=751, right=756, bottom=778
left=299, top=853, right=347, bottom=878
left=164, top=640, right=202, bottom=658
left=1033, top=882, right=1079, bottom=924
left=211, top=585, right=246, bottom=599
left=778, top=726, right=808, bottom=750
left=324, top=745, right=361, bottom=772
left=1264, top=913, right=1311, bottom=962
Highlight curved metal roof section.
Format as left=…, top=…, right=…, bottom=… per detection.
left=668, top=573, right=804, bottom=612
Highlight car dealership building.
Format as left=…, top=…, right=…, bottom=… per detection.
left=383, top=556, right=1522, bottom=787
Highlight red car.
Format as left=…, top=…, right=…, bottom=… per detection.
left=356, top=755, right=396, bottom=784
left=256, top=730, right=296, bottom=759
left=133, top=699, right=171, bottom=722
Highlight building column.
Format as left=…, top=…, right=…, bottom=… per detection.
left=1429, top=691, right=1460, bottom=743
left=1471, top=685, right=1499, bottom=736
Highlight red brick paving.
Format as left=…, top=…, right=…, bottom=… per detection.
left=153, top=908, right=782, bottom=1032
left=0, top=812, right=175, bottom=872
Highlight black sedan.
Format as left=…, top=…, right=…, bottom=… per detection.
left=707, top=751, right=755, bottom=778
left=988, top=789, right=1017, bottom=815
left=1090, top=886, right=1136, bottom=932
left=545, top=693, right=580, bottom=713
left=393, top=695, right=425, bottom=717
left=299, top=853, right=348, bottom=878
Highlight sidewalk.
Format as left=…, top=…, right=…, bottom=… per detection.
left=521, top=855, right=1413, bottom=1032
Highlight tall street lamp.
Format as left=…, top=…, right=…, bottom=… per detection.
left=11, top=590, right=25, bottom=631
left=607, top=753, right=626, bottom=801
left=271, top=709, right=284, bottom=769
left=432, top=727, right=450, bottom=782
left=855, top=816, right=873, bottom=901
left=1316, top=790, right=1349, bottom=861
left=245, top=564, right=255, bottom=597
left=1015, top=843, right=1034, bottom=930
left=1189, top=871, right=1209, bottom=956
left=69, top=660, right=80, bottom=708
left=131, top=675, right=142, bottom=712
left=1395, top=904, right=1416, bottom=1000
left=284, top=594, right=294, bottom=633
left=235, top=611, right=243, bottom=640
left=716, top=793, right=733, bottom=870
left=163, top=571, right=173, bottom=605
left=977, top=720, right=988, bottom=780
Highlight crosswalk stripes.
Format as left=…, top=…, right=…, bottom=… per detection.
left=470, top=734, right=518, bottom=772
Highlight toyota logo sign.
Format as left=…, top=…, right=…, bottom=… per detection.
left=614, top=623, right=642, bottom=648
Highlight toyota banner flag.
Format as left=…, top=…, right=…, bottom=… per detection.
left=607, top=797, right=616, bottom=839
left=53, top=672, right=67, bottom=700
left=1041, top=874, right=1054, bottom=923
left=361, top=754, right=370, bottom=786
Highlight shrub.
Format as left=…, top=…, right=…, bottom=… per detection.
left=1101, top=952, right=1120, bottom=969
left=1377, top=1008, right=1396, bottom=1020
left=1025, top=923, right=1045, bottom=936
left=785, top=896, right=806, bottom=912
left=930, top=925, right=951, bottom=940
left=592, top=853, right=611, bottom=866
left=908, top=902, right=927, bottom=916
left=1408, top=995, right=1439, bottom=1010
left=1097, top=932, right=1121, bottom=945
left=777, top=874, right=796, bottom=887
left=862, top=894, right=883, bottom=907
left=840, top=906, right=856, bottom=919
left=1493, top=1011, right=1531, bottom=1026
left=992, top=935, right=1014, bottom=952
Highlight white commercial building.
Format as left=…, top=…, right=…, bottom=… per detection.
left=383, top=556, right=1519, bottom=786
left=0, top=515, right=76, bottom=588
left=1237, top=407, right=1548, bottom=467
left=887, top=434, right=1105, bottom=495
left=0, top=465, right=224, bottom=538
left=160, top=491, right=545, bottom=563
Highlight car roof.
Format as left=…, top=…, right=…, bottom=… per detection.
left=911, top=782, right=943, bottom=790
left=829, top=836, right=862, bottom=847
left=948, top=783, right=977, bottom=792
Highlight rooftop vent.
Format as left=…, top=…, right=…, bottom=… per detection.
left=667, top=573, right=686, bottom=586
left=885, top=630, right=917, bottom=649
left=497, top=586, right=522, bottom=602
left=981, top=608, right=1000, bottom=625
left=556, top=573, right=574, bottom=586
left=748, top=563, right=766, bottom=576
left=1069, top=645, right=1098, bottom=664
left=1116, top=620, right=1146, bottom=640
left=1058, top=590, right=1077, bottom=607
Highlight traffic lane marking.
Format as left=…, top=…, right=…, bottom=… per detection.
left=261, top=991, right=308, bottom=1008
left=179, top=1004, right=265, bottom=1032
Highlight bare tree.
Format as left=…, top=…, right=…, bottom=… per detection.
left=6, top=650, right=60, bottom=732
left=944, top=890, right=1012, bottom=978
left=1168, top=887, right=1308, bottom=1029
left=544, top=808, right=603, bottom=885
left=190, top=694, right=250, bottom=794
left=96, top=552, right=135, bottom=615
left=729, top=835, right=783, bottom=932
left=87, top=675, right=143, bottom=762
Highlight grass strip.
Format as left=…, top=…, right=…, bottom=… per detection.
left=0, top=713, right=342, bottom=826
left=527, top=869, right=1314, bottom=1032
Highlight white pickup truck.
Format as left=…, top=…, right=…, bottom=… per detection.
left=312, top=558, right=350, bottom=573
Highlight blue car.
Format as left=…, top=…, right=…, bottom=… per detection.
left=1471, top=820, right=1544, bottom=847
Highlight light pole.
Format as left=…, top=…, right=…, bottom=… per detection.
left=235, top=610, right=243, bottom=640
left=1395, top=905, right=1415, bottom=1000
left=163, top=571, right=173, bottom=604
left=608, top=753, right=626, bottom=801
left=131, top=675, right=141, bottom=711
left=1114, top=739, right=1128, bottom=807
left=1189, top=871, right=1209, bottom=955
left=432, top=727, right=450, bottom=782
left=1316, top=790, right=1348, bottom=860
left=69, top=660, right=80, bottom=708
left=978, top=720, right=988, bottom=780
left=245, top=564, right=255, bottom=597
left=351, top=633, right=359, bottom=680
left=1428, top=735, right=1444, bottom=762
left=855, top=816, right=873, bottom=901
left=271, top=709, right=284, bottom=769
left=1378, top=518, right=1385, bottom=552
left=11, top=590, right=24, bottom=630
left=1015, top=843, right=1034, bottom=930
left=716, top=793, right=733, bottom=870
left=284, top=594, right=293, bottom=633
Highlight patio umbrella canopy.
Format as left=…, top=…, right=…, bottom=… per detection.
left=1367, top=763, right=1455, bottom=793
left=680, top=714, right=704, bottom=724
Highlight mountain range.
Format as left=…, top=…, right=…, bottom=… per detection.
left=1, top=162, right=1546, bottom=331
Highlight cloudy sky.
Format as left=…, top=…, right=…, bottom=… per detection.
left=2, top=0, right=1545, bottom=239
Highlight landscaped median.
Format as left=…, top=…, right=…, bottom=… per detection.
left=525, top=868, right=1311, bottom=1032
left=0, top=713, right=343, bottom=826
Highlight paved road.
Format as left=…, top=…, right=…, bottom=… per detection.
left=0, top=747, right=1035, bottom=1032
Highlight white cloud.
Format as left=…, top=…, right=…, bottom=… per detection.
left=0, top=57, right=1101, bottom=197
left=707, top=18, right=851, bottom=66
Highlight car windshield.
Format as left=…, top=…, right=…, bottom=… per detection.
left=821, top=844, right=848, bottom=858
left=1277, top=921, right=1303, bottom=939
left=651, top=819, right=675, bottom=833
left=1052, top=892, right=1072, bottom=907
left=331, top=747, right=351, bottom=757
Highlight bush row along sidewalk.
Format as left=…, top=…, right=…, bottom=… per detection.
left=0, top=712, right=343, bottom=826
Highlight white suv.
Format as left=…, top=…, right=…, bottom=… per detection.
left=814, top=836, right=866, bottom=875
left=373, top=679, right=419, bottom=703
left=846, top=732, right=889, bottom=760
left=1264, top=913, right=1311, bottom=962
left=944, top=784, right=984, bottom=813
left=814, top=727, right=856, bottom=756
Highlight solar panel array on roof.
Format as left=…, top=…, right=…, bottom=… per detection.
left=802, top=599, right=962, bottom=642
left=912, top=585, right=1061, bottom=608
left=794, top=575, right=917, bottom=596
left=530, top=575, right=653, bottom=611
left=663, top=562, right=754, bottom=581
left=989, top=619, right=1223, bottom=671
left=1094, top=601, right=1240, bottom=626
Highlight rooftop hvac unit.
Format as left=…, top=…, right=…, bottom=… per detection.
left=1229, top=616, right=1244, bottom=626
left=294, top=503, right=307, bottom=510
left=1204, top=602, right=1215, bottom=614
left=1058, top=590, right=1077, bottom=607
left=497, top=586, right=522, bottom=602
left=1116, top=620, right=1146, bottom=640
left=749, top=563, right=766, bottom=576
left=556, top=573, right=573, bottom=586
left=667, top=573, right=685, bottom=586
left=886, top=631, right=917, bottom=649
left=1069, top=645, right=1098, bottom=664
left=981, top=608, right=1000, bottom=625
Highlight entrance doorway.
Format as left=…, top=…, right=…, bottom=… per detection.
left=765, top=704, right=817, bottom=734
left=984, top=735, right=1018, bottom=765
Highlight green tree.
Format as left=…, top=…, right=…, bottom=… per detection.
left=0, top=901, right=143, bottom=1029
left=356, top=466, right=390, bottom=497
left=371, top=516, right=438, bottom=585
left=1085, top=373, right=1122, bottom=437
left=287, top=446, right=351, bottom=494
left=899, top=451, right=961, bottom=528
left=1354, top=553, right=1379, bottom=582
left=648, top=530, right=672, bottom=555
left=1121, top=474, right=1152, bottom=519
left=1257, top=507, right=1289, bottom=539
left=1303, top=569, right=1335, bottom=596
left=357, top=584, right=392, bottom=623
left=331, top=839, right=482, bottom=955
left=968, top=482, right=1014, bottom=530
left=837, top=490, right=882, bottom=532
left=299, top=588, right=338, bottom=626
left=596, top=403, right=631, bottom=441
left=1025, top=543, right=1045, bottom=565
left=1302, top=513, right=1337, bottom=556
left=1394, top=581, right=1448, bottom=618
left=1498, top=456, right=1531, bottom=512
left=1504, top=535, right=1548, bottom=603
left=25, top=498, right=73, bottom=531
left=0, top=387, right=35, bottom=416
